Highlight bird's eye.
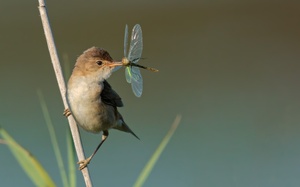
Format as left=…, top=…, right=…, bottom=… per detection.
left=96, top=61, right=103, bottom=66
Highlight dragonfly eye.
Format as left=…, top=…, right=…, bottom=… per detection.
left=96, top=60, right=103, bottom=66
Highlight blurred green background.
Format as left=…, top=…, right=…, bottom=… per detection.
left=1, top=0, right=300, bottom=186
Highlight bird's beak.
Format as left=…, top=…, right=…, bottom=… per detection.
left=109, top=61, right=123, bottom=72
left=108, top=62, right=123, bottom=67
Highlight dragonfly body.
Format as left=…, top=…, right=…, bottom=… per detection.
left=122, top=57, right=158, bottom=72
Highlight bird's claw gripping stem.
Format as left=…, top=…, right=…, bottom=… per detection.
left=63, top=108, right=71, bottom=117
left=77, top=156, right=92, bottom=170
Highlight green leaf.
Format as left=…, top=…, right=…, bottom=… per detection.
left=0, top=128, right=56, bottom=187
left=37, top=90, right=69, bottom=187
left=133, top=115, right=182, bottom=187
left=67, top=129, right=76, bottom=187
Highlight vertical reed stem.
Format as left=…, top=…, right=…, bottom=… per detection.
left=38, top=1, right=92, bottom=186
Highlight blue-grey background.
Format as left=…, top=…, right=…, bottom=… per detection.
left=1, top=1, right=300, bottom=186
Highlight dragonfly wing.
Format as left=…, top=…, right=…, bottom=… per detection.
left=125, top=66, right=132, bottom=83
left=128, top=24, right=143, bottom=63
left=131, top=66, right=143, bottom=97
left=124, top=24, right=129, bottom=57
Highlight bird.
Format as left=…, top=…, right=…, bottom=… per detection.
left=64, top=46, right=139, bottom=170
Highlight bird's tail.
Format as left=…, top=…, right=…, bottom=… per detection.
left=120, top=122, right=140, bottom=140
left=114, top=113, right=140, bottom=140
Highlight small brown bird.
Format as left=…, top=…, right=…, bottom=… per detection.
left=64, top=47, right=139, bottom=170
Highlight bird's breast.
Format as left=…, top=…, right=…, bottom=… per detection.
left=67, top=76, right=116, bottom=133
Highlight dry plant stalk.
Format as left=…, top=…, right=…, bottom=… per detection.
left=38, top=0, right=92, bottom=186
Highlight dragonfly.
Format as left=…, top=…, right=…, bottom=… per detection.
left=121, top=24, right=158, bottom=97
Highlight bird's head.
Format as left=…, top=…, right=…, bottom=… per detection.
left=73, top=47, right=122, bottom=80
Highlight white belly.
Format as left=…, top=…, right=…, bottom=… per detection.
left=66, top=76, right=115, bottom=133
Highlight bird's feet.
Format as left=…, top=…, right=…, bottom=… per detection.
left=63, top=108, right=71, bottom=117
left=77, top=156, right=92, bottom=170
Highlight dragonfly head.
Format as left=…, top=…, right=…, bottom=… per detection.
left=122, top=57, right=130, bottom=66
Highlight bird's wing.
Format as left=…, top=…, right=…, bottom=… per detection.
left=101, top=80, right=124, bottom=107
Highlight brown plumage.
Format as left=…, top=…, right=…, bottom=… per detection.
left=65, top=47, right=138, bottom=170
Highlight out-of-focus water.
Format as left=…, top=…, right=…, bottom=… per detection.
left=1, top=1, right=300, bottom=186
